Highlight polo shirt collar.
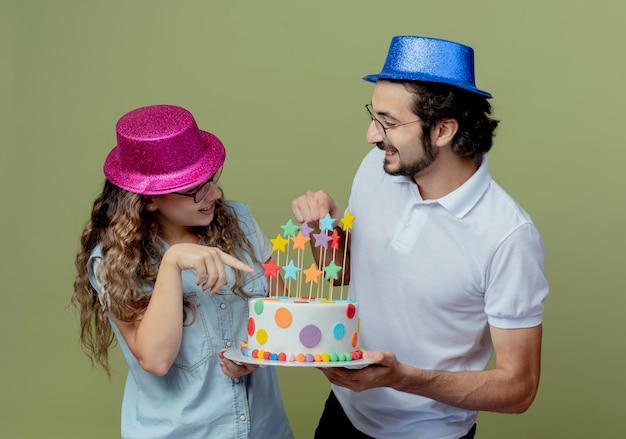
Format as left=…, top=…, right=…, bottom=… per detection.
left=437, top=155, right=492, bottom=218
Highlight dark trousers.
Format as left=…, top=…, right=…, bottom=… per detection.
left=314, top=391, right=477, bottom=439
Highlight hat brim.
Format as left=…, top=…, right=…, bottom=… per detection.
left=103, top=130, right=226, bottom=195
left=363, top=73, right=492, bottom=98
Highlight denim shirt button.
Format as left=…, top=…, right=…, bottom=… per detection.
left=220, top=303, right=226, bottom=309
left=239, top=415, right=246, bottom=421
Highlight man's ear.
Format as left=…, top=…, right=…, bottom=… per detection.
left=433, top=118, right=459, bottom=147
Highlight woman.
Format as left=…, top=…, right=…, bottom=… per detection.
left=72, top=104, right=293, bottom=439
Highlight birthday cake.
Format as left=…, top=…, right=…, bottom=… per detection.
left=240, top=212, right=363, bottom=364
left=241, top=296, right=362, bottom=363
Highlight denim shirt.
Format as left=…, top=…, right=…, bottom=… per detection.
left=88, top=201, right=293, bottom=439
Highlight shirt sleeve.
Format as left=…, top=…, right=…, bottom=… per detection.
left=485, top=222, right=550, bottom=329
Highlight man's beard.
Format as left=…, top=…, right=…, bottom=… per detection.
left=378, top=138, right=438, bottom=177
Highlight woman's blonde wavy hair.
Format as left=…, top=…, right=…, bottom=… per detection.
left=72, top=180, right=259, bottom=376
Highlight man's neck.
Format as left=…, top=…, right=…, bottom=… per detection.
left=415, top=154, right=479, bottom=200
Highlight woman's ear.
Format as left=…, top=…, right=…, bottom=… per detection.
left=433, top=118, right=459, bottom=147
left=144, top=196, right=157, bottom=212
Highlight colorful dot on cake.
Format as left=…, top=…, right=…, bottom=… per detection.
left=305, top=353, right=315, bottom=362
left=256, top=328, right=268, bottom=345
left=299, top=324, right=322, bottom=348
left=351, top=332, right=359, bottom=348
left=332, top=322, right=345, bottom=339
left=329, top=352, right=339, bottom=362
left=246, top=318, right=256, bottom=336
left=274, top=307, right=293, bottom=328
left=278, top=352, right=287, bottom=361
left=257, top=350, right=265, bottom=359
left=296, top=353, right=306, bottom=362
left=314, top=354, right=322, bottom=362
left=321, top=353, right=330, bottom=362
left=346, top=303, right=356, bottom=319
left=254, top=300, right=264, bottom=315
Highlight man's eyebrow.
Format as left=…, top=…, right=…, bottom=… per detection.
left=377, top=110, right=400, bottom=121
left=370, top=104, right=398, bottom=121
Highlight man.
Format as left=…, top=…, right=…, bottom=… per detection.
left=291, top=36, right=549, bottom=439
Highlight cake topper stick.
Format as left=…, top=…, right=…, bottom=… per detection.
left=280, top=220, right=299, bottom=297
left=312, top=228, right=332, bottom=299
left=269, top=234, right=289, bottom=296
left=317, top=214, right=337, bottom=299
left=298, top=222, right=314, bottom=297
left=323, top=261, right=342, bottom=300
left=282, top=260, right=301, bottom=297
left=329, top=228, right=341, bottom=301
left=261, top=257, right=282, bottom=297
left=303, top=263, right=323, bottom=298
left=340, top=211, right=355, bottom=300
left=291, top=231, right=310, bottom=298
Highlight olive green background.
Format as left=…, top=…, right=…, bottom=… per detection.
left=2, top=1, right=625, bottom=438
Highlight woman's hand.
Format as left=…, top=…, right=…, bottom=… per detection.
left=162, top=244, right=255, bottom=295
left=219, top=348, right=258, bottom=378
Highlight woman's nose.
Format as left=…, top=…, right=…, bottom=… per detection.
left=202, top=181, right=221, bottom=201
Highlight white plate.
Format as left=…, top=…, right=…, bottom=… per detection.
left=223, top=350, right=373, bottom=369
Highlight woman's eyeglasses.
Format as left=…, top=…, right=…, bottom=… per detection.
left=172, top=167, right=223, bottom=203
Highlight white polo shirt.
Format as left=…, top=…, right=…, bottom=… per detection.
left=335, top=148, right=549, bottom=439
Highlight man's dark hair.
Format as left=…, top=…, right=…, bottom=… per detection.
left=399, top=80, right=499, bottom=158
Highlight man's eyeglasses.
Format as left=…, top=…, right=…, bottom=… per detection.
left=365, top=104, right=421, bottom=136
left=172, top=167, right=223, bottom=203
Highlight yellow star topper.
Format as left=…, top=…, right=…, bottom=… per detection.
left=270, top=234, right=289, bottom=253
left=341, top=211, right=355, bottom=231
